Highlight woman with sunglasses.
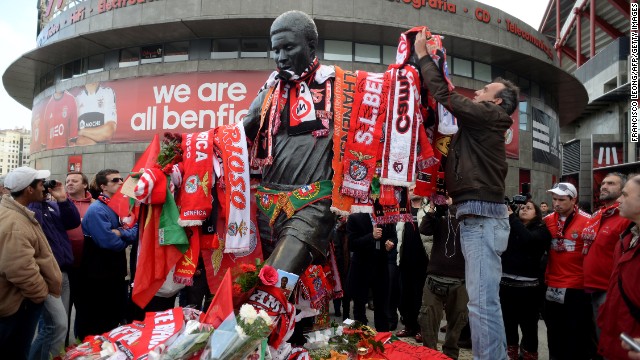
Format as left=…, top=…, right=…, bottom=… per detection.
left=500, top=201, right=551, bottom=360
left=74, top=169, right=138, bottom=339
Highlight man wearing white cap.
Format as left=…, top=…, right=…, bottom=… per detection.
left=543, top=182, right=596, bottom=359
left=0, top=166, right=62, bottom=359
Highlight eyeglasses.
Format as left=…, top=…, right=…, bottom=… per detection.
left=553, top=183, right=570, bottom=191
left=110, top=177, right=124, bottom=183
left=552, top=183, right=576, bottom=196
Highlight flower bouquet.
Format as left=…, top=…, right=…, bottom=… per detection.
left=200, top=304, right=273, bottom=360
left=232, top=260, right=279, bottom=309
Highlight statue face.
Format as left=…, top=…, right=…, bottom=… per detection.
left=271, top=30, right=313, bottom=76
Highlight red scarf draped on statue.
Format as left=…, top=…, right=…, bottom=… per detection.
left=178, top=129, right=215, bottom=227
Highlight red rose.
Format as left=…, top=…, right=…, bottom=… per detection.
left=240, top=263, right=257, bottom=273
left=233, top=283, right=243, bottom=296
left=259, top=265, right=278, bottom=286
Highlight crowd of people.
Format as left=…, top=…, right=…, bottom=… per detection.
left=0, top=11, right=639, bottom=360
left=334, top=173, right=640, bottom=360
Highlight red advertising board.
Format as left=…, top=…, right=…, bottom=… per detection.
left=30, top=71, right=519, bottom=160
left=68, top=155, right=82, bottom=172
left=31, top=71, right=270, bottom=153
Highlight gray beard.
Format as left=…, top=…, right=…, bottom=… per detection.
left=599, top=192, right=619, bottom=202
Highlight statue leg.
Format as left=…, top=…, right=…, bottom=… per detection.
left=259, top=198, right=335, bottom=275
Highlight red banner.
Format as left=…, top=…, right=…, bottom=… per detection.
left=31, top=71, right=270, bottom=153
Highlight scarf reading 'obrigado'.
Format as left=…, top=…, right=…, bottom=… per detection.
left=212, top=122, right=251, bottom=255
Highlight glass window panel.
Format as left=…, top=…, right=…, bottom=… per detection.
left=519, top=101, right=528, bottom=131
left=354, top=43, right=379, bottom=63
left=62, top=62, right=73, bottom=79
left=382, top=45, right=396, bottom=65
left=164, top=41, right=189, bottom=62
left=120, top=47, right=140, bottom=67
left=241, top=38, right=268, bottom=58
left=453, top=57, right=472, bottom=78
left=88, top=54, right=104, bottom=73
left=474, top=61, right=491, bottom=82
left=323, top=40, right=352, bottom=62
left=211, top=39, right=239, bottom=59
left=141, top=44, right=163, bottom=64
left=72, top=59, right=86, bottom=77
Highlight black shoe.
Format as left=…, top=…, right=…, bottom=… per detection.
left=335, top=309, right=342, bottom=317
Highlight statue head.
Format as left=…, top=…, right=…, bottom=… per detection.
left=270, top=11, right=318, bottom=75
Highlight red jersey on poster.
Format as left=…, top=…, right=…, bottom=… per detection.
left=43, top=91, right=77, bottom=149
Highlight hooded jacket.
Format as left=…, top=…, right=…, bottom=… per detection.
left=29, top=199, right=80, bottom=271
left=418, top=58, right=512, bottom=204
left=0, top=194, right=62, bottom=317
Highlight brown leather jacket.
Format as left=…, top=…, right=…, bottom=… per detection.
left=418, top=58, right=512, bottom=205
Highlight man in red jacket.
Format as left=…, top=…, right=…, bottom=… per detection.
left=65, top=171, right=94, bottom=343
left=597, top=174, right=640, bottom=359
left=543, top=182, right=596, bottom=359
left=583, top=173, right=632, bottom=339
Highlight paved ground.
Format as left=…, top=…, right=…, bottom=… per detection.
left=329, top=303, right=550, bottom=360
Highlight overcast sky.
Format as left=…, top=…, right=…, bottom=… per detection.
left=0, top=0, right=548, bottom=131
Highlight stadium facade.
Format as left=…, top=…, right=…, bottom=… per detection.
left=3, top=0, right=590, bottom=203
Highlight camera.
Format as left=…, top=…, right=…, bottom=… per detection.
left=43, top=179, right=58, bottom=192
left=507, top=183, right=530, bottom=212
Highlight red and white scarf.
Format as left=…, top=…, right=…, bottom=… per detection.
left=380, top=64, right=422, bottom=187
left=340, top=71, right=387, bottom=200
left=251, top=58, right=330, bottom=167
left=213, top=123, right=251, bottom=254
left=177, top=130, right=214, bottom=226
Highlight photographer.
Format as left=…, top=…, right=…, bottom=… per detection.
left=28, top=179, right=80, bottom=359
left=500, top=200, right=551, bottom=360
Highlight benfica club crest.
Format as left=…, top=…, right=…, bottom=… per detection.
left=184, top=175, right=200, bottom=194
left=230, top=220, right=258, bottom=258
left=349, top=160, right=368, bottom=181
left=348, top=150, right=373, bottom=182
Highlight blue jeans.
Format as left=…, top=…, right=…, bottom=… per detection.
left=29, top=291, right=69, bottom=360
left=459, top=216, right=509, bottom=360
left=0, top=299, right=43, bottom=360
